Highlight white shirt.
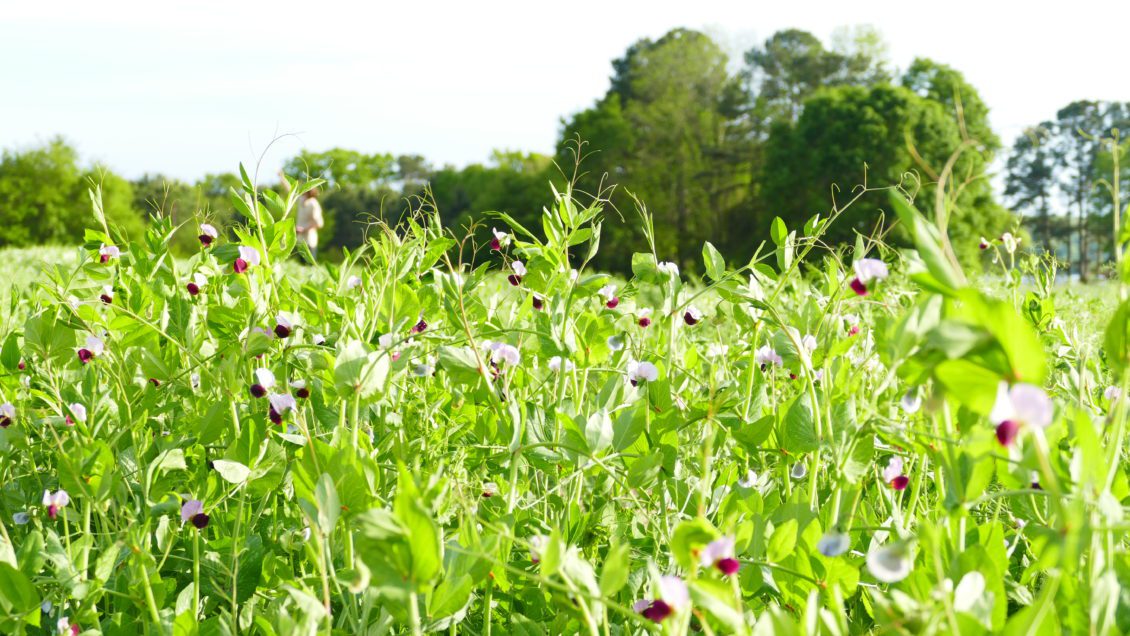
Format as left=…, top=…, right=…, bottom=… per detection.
left=296, top=197, right=324, bottom=248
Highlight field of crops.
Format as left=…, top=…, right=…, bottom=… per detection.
left=1, top=173, right=1129, bottom=635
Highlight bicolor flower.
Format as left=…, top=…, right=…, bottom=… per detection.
left=67, top=403, right=87, bottom=425
left=528, top=535, right=548, bottom=563
left=867, top=542, right=912, bottom=583
left=481, top=482, right=498, bottom=498
left=290, top=379, right=310, bottom=399
left=598, top=284, right=619, bottom=309
left=268, top=393, right=298, bottom=424
left=199, top=223, right=219, bottom=246
left=754, top=345, right=782, bottom=370
left=817, top=531, right=850, bottom=557
left=274, top=314, right=293, bottom=338
left=633, top=575, right=689, bottom=623
left=250, top=368, right=276, bottom=398
left=100, top=285, right=114, bottom=304
left=737, top=469, right=760, bottom=489
left=488, top=342, right=521, bottom=366
left=313, top=333, right=326, bottom=346
left=99, top=243, right=120, bottom=263
left=412, top=318, right=428, bottom=334
left=181, top=499, right=210, bottom=529
left=637, top=307, right=652, bottom=328
left=627, top=360, right=659, bottom=386
left=77, top=334, right=105, bottom=364
left=186, top=272, right=207, bottom=296
left=508, top=261, right=527, bottom=286
left=57, top=617, right=79, bottom=635
left=233, top=245, right=261, bottom=273
left=882, top=456, right=908, bottom=490
left=683, top=306, right=703, bottom=326
left=0, top=403, right=14, bottom=428
left=42, top=489, right=70, bottom=520
left=979, top=236, right=990, bottom=250
left=531, top=295, right=544, bottom=310
left=490, top=227, right=510, bottom=251
left=345, top=275, right=362, bottom=289
left=850, top=258, right=888, bottom=296
left=657, top=261, right=680, bottom=278
left=547, top=356, right=575, bottom=373
left=700, top=537, right=740, bottom=576
left=990, top=381, right=1053, bottom=447
left=706, top=343, right=729, bottom=357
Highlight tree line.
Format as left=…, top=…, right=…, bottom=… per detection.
left=1, top=27, right=1126, bottom=277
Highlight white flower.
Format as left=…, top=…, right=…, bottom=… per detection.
left=881, top=456, right=904, bottom=483
left=99, top=243, right=120, bottom=261
left=412, top=360, right=435, bottom=377
left=801, top=334, right=818, bottom=352
left=237, top=245, right=261, bottom=267
left=346, top=275, right=362, bottom=289
left=638, top=307, right=652, bottom=319
left=901, top=390, right=921, bottom=414
left=657, top=261, right=680, bottom=277
left=627, top=360, right=659, bottom=384
left=192, top=272, right=208, bottom=288
left=191, top=373, right=201, bottom=389
left=511, top=261, right=527, bottom=277
left=268, top=393, right=297, bottom=414
left=42, top=489, right=70, bottom=510
left=706, top=343, right=729, bottom=357
left=1001, top=232, right=1018, bottom=254
left=754, top=345, right=782, bottom=367
left=313, top=333, right=326, bottom=346
left=953, top=571, right=985, bottom=612
left=276, top=314, right=293, bottom=330
left=1105, top=386, right=1121, bottom=402
left=790, top=462, right=807, bottom=480
left=491, top=227, right=511, bottom=248
left=529, top=534, right=548, bottom=562
left=57, top=616, right=74, bottom=634
left=817, top=531, right=850, bottom=557
left=607, top=335, right=624, bottom=351
left=254, top=368, right=277, bottom=389
left=378, top=333, right=395, bottom=349
left=598, top=284, right=617, bottom=301
left=657, top=575, right=689, bottom=611
left=289, top=379, right=306, bottom=390
left=199, top=223, right=219, bottom=239
left=67, top=295, right=80, bottom=310
left=68, top=403, right=87, bottom=423
left=101, top=285, right=114, bottom=299
left=737, top=469, right=759, bottom=488
left=84, top=334, right=105, bottom=356
left=989, top=382, right=1053, bottom=429
left=547, top=356, right=574, bottom=372
left=853, top=258, right=889, bottom=284
left=491, top=343, right=521, bottom=366
left=867, top=542, right=912, bottom=583
left=0, top=403, right=14, bottom=420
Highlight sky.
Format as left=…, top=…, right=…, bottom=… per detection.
left=3, top=0, right=1128, bottom=182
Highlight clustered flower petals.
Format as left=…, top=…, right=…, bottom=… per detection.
left=882, top=456, right=908, bottom=490
left=507, top=261, right=527, bottom=286
left=547, top=356, right=575, bottom=373
left=67, top=403, right=86, bottom=426
left=627, top=360, right=659, bottom=386
left=683, top=305, right=703, bottom=326
left=850, top=258, right=888, bottom=296
left=77, top=334, right=105, bottom=364
left=274, top=314, right=293, bottom=339
left=42, top=489, right=70, bottom=519
left=234, top=245, right=261, bottom=274
left=754, top=345, right=782, bottom=370
left=637, top=307, right=652, bottom=328
left=633, top=575, right=688, bottom=623
left=484, top=341, right=521, bottom=367
left=490, top=227, right=510, bottom=251
left=990, top=381, right=1053, bottom=447
left=99, top=243, right=120, bottom=263
left=0, top=402, right=14, bottom=428
left=700, top=537, right=740, bottom=576
left=186, top=272, right=207, bottom=296
left=598, top=284, right=619, bottom=309
left=198, top=223, right=218, bottom=246
left=250, top=367, right=276, bottom=398
left=180, top=499, right=210, bottom=529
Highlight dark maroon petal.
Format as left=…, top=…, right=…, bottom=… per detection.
left=850, top=278, right=868, bottom=296
left=77, top=349, right=93, bottom=364
left=979, top=241, right=988, bottom=250
left=269, top=407, right=282, bottom=424
left=296, top=387, right=310, bottom=399
left=683, top=312, right=698, bottom=326
left=186, top=282, right=200, bottom=296
left=17, top=360, right=25, bottom=370
left=100, top=294, right=113, bottom=304
left=250, top=384, right=266, bottom=399
left=641, top=600, right=673, bottom=623
left=490, top=238, right=501, bottom=251
left=789, top=373, right=797, bottom=380
left=481, top=491, right=493, bottom=498
left=639, top=317, right=651, bottom=328
left=891, top=475, right=909, bottom=491
left=148, top=378, right=160, bottom=387
left=48, top=505, right=58, bottom=520
left=100, top=254, right=110, bottom=264
left=996, top=420, right=1020, bottom=447
left=717, top=557, right=741, bottom=576
left=507, top=274, right=521, bottom=286
left=274, top=324, right=291, bottom=338
left=0, top=416, right=10, bottom=428
left=233, top=258, right=248, bottom=274
left=412, top=319, right=427, bottom=334
left=532, top=296, right=544, bottom=310
left=199, top=234, right=214, bottom=246
left=191, top=513, right=210, bottom=529
left=630, top=379, right=639, bottom=387
left=606, top=297, right=619, bottom=309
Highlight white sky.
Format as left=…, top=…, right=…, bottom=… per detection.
left=3, top=0, right=1128, bottom=182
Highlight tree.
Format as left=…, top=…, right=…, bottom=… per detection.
left=1005, top=126, right=1057, bottom=255
left=0, top=137, right=144, bottom=247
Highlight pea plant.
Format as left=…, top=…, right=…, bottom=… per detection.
left=0, top=165, right=1129, bottom=636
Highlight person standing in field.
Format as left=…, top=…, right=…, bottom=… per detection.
left=280, top=171, right=325, bottom=260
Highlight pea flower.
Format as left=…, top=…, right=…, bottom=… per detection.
left=508, top=261, right=526, bottom=286
left=598, top=284, right=619, bottom=308
left=633, top=575, right=689, bottom=623
left=186, top=272, right=207, bottom=296
left=481, top=482, right=498, bottom=498
left=99, top=285, right=114, bottom=304
left=657, top=261, right=680, bottom=278
left=67, top=403, right=86, bottom=425
left=345, top=275, right=362, bottom=289
left=411, top=317, right=428, bottom=334
left=528, top=535, right=548, bottom=563
left=1105, top=386, right=1121, bottom=403
left=900, top=390, right=922, bottom=414
left=57, top=616, right=79, bottom=635
left=979, top=236, right=990, bottom=250
left=707, top=343, right=729, bottom=357
left=990, top=381, right=1053, bottom=447
left=99, top=243, right=120, bottom=263
left=313, top=333, right=326, bottom=346
left=13, top=512, right=29, bottom=525
left=737, top=469, right=761, bottom=489
left=532, top=295, right=544, bottom=310
left=290, top=379, right=310, bottom=399
left=700, top=537, right=740, bottom=576
left=233, top=246, right=261, bottom=273
left=683, top=306, right=703, bottom=326
left=487, top=342, right=521, bottom=366
left=274, top=314, right=293, bottom=338
left=250, top=368, right=276, bottom=398
left=627, top=360, right=659, bottom=386
left=490, top=227, right=510, bottom=251
left=849, top=258, right=888, bottom=296
left=1001, top=232, right=1019, bottom=254
left=42, top=489, right=70, bottom=519
left=547, top=356, right=574, bottom=372
left=754, top=345, right=782, bottom=370
left=882, top=456, right=908, bottom=490
left=637, top=308, right=652, bottom=328
left=607, top=335, right=624, bottom=351
left=181, top=499, right=209, bottom=529
left=77, top=334, right=105, bottom=364
left=268, top=393, right=298, bottom=424
left=801, top=334, right=817, bottom=352
left=867, top=542, right=912, bottom=583
left=817, top=531, right=850, bottom=557
left=790, top=462, right=807, bottom=480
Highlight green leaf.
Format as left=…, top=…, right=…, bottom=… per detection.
left=888, top=191, right=964, bottom=290
left=334, top=339, right=390, bottom=397
left=314, top=473, right=340, bottom=535
left=437, top=346, right=482, bottom=385
left=671, top=518, right=719, bottom=571
left=212, top=460, right=251, bottom=485
left=703, top=242, right=726, bottom=281
left=0, top=562, right=39, bottom=616
left=1106, top=300, right=1130, bottom=376
left=599, top=543, right=631, bottom=596
left=780, top=394, right=818, bottom=454
left=767, top=519, right=798, bottom=563
left=394, top=466, right=442, bottom=588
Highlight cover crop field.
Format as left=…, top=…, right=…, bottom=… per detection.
left=0, top=171, right=1128, bottom=635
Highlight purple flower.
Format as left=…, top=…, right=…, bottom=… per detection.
left=627, top=360, right=659, bottom=386
left=186, top=273, right=207, bottom=296
left=990, top=381, right=1053, bottom=446
left=234, top=246, right=261, bottom=274
left=634, top=576, right=689, bottom=623
left=700, top=537, right=740, bottom=576
left=532, top=296, right=544, bottom=310
left=199, top=223, right=218, bottom=246
left=250, top=368, right=276, bottom=398
left=411, top=318, right=428, bottom=334
left=490, top=227, right=510, bottom=251
left=683, top=306, right=703, bottom=326
left=637, top=308, right=652, bottom=328
left=850, top=258, right=888, bottom=296
left=77, top=334, right=105, bottom=364
left=42, top=489, right=70, bottom=520
left=882, top=456, right=908, bottom=490
left=598, top=284, right=619, bottom=309
left=274, top=314, right=293, bottom=339
left=507, top=260, right=527, bottom=286
left=754, top=345, right=782, bottom=370
left=99, top=244, right=120, bottom=263
left=100, top=285, right=114, bottom=304
left=181, top=499, right=204, bottom=523
left=0, top=403, right=14, bottom=428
